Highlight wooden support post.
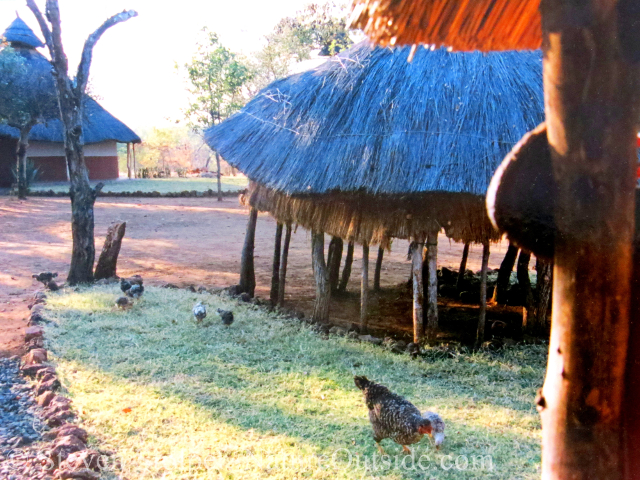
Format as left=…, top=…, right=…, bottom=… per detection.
left=410, top=237, right=424, bottom=344
left=456, top=243, right=470, bottom=294
left=215, top=152, right=223, bottom=202
left=539, top=4, right=640, bottom=478
left=491, top=242, right=518, bottom=304
left=475, top=242, right=490, bottom=348
left=277, top=223, right=292, bottom=307
left=338, top=241, right=354, bottom=293
left=425, top=228, right=439, bottom=343
left=94, top=222, right=126, bottom=280
left=328, top=236, right=343, bottom=293
left=517, top=250, right=533, bottom=309
left=126, top=143, right=131, bottom=179
left=270, top=223, right=283, bottom=306
left=373, top=246, right=384, bottom=291
left=361, top=242, right=369, bottom=333
left=528, top=257, right=552, bottom=336
left=239, top=207, right=258, bottom=297
left=311, top=231, right=330, bottom=323
left=132, top=143, right=137, bottom=179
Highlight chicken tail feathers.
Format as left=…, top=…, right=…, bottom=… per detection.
left=354, top=375, right=371, bottom=391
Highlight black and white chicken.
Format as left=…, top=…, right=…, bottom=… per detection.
left=126, top=284, right=144, bottom=299
left=217, top=308, right=234, bottom=326
left=193, top=302, right=207, bottom=323
left=32, top=272, right=58, bottom=286
left=120, top=278, right=132, bottom=293
left=422, top=411, right=445, bottom=449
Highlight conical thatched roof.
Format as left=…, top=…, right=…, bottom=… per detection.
left=206, top=43, right=543, bottom=244
left=2, top=16, right=44, bottom=49
left=350, top=0, right=541, bottom=52
left=0, top=18, right=140, bottom=145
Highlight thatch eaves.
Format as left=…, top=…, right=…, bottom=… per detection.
left=2, top=16, right=44, bottom=49
left=349, top=0, right=541, bottom=51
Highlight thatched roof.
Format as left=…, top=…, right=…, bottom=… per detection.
left=205, top=43, right=543, bottom=244
left=2, top=16, right=44, bottom=49
left=0, top=19, right=140, bottom=145
left=350, top=0, right=541, bottom=51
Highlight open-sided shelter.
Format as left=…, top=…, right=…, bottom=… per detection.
left=351, top=0, right=640, bottom=478
left=206, top=41, right=543, bottom=343
left=0, top=17, right=140, bottom=187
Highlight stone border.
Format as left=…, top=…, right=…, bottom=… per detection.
left=23, top=189, right=244, bottom=198
left=20, top=291, right=113, bottom=480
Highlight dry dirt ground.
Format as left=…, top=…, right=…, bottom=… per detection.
left=0, top=196, right=512, bottom=357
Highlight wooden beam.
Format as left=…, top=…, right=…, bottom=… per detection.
left=425, top=228, right=439, bottom=343
left=311, top=231, right=330, bottom=323
left=456, top=243, right=470, bottom=295
left=239, top=207, right=258, bottom=297
left=277, top=223, right=292, bottom=307
left=410, top=238, right=424, bottom=344
left=270, top=223, right=283, bottom=306
left=361, top=242, right=369, bottom=333
left=475, top=242, right=490, bottom=348
left=539, top=2, right=640, bottom=477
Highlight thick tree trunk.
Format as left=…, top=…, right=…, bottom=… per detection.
left=361, top=242, right=369, bottom=333
left=492, top=242, right=518, bottom=304
left=311, top=231, right=330, bottom=323
left=538, top=4, right=640, bottom=478
left=425, top=228, right=439, bottom=343
left=328, top=236, right=343, bottom=293
left=277, top=223, right=292, bottom=307
left=338, top=241, right=354, bottom=293
left=239, top=207, right=258, bottom=296
left=16, top=123, right=35, bottom=200
left=270, top=223, right=283, bottom=306
left=475, top=243, right=490, bottom=348
left=456, top=243, right=470, bottom=294
left=215, top=152, right=223, bottom=202
left=94, top=221, right=126, bottom=280
left=373, top=246, right=384, bottom=291
left=517, top=250, right=533, bottom=309
left=410, top=238, right=424, bottom=344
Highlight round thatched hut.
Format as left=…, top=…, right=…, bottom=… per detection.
left=0, top=17, right=141, bottom=186
left=205, top=42, right=544, bottom=343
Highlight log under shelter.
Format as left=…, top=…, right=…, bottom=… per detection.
left=206, top=42, right=544, bottom=343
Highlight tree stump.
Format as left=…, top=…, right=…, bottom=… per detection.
left=94, top=222, right=126, bottom=280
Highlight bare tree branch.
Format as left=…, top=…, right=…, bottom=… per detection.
left=44, top=0, right=69, bottom=77
left=25, top=0, right=53, bottom=52
left=75, top=9, right=137, bottom=97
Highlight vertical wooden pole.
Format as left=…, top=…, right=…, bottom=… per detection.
left=215, top=152, right=223, bottom=202
left=311, top=231, right=330, bottom=323
left=338, top=241, right=354, bottom=293
left=410, top=237, right=424, bottom=344
left=328, top=236, right=344, bottom=293
left=538, top=3, right=640, bottom=478
left=373, top=246, right=384, bottom=291
left=126, top=143, right=131, bottom=179
left=517, top=250, right=533, bottom=310
left=361, top=242, right=369, bottom=333
left=270, top=223, right=283, bottom=306
left=277, top=223, right=292, bottom=307
left=239, top=207, right=258, bottom=297
left=425, top=228, right=439, bottom=343
left=491, top=242, right=518, bottom=304
left=475, top=242, right=490, bottom=348
left=132, top=143, right=137, bottom=179
left=456, top=243, right=470, bottom=294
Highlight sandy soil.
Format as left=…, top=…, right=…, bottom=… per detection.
left=0, top=196, right=512, bottom=357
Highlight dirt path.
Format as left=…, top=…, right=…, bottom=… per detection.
left=0, top=196, right=511, bottom=356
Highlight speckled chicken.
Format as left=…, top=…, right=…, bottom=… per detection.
left=423, top=411, right=445, bottom=449
left=126, top=284, right=144, bottom=298
left=354, top=376, right=432, bottom=454
left=193, top=302, right=207, bottom=323
left=217, top=308, right=234, bottom=326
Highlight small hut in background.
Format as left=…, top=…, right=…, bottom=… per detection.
left=0, top=17, right=140, bottom=186
left=206, top=42, right=544, bottom=343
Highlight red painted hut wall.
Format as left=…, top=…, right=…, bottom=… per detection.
left=31, top=157, right=68, bottom=182
left=86, top=156, right=119, bottom=180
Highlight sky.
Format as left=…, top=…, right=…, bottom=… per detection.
left=0, top=0, right=323, bottom=133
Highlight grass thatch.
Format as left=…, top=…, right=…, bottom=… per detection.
left=41, top=285, right=544, bottom=479
left=349, top=0, right=541, bottom=51
left=207, top=43, right=543, bottom=244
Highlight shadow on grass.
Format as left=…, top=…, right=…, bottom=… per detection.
left=43, top=286, right=543, bottom=479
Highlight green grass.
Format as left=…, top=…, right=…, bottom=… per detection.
left=30, top=176, right=248, bottom=194
left=42, top=286, right=544, bottom=479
